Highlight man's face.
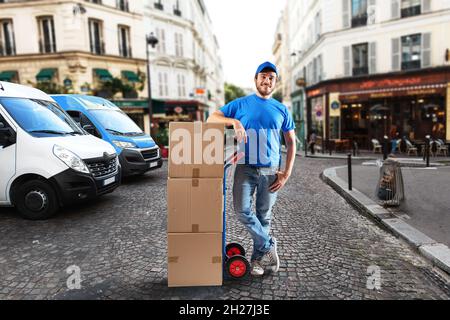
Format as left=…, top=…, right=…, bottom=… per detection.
left=255, top=71, right=277, bottom=97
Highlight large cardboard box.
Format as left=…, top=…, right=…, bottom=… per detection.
left=168, top=233, right=223, bottom=287
left=169, top=122, right=225, bottom=178
left=167, top=178, right=223, bottom=233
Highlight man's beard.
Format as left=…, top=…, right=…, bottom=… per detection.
left=256, top=85, right=274, bottom=97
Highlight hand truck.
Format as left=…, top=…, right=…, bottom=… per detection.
left=223, top=151, right=251, bottom=279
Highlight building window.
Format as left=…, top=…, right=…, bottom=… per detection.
left=177, top=74, right=186, bottom=97
left=155, top=28, right=166, bottom=54
left=314, top=11, right=322, bottom=41
left=0, top=19, right=16, bottom=56
left=154, top=0, right=163, bottom=10
left=116, top=0, right=129, bottom=12
left=351, top=0, right=368, bottom=27
left=158, top=72, right=168, bottom=97
left=89, top=19, right=104, bottom=55
left=352, top=43, right=369, bottom=76
left=175, top=33, right=184, bottom=57
left=118, top=25, right=131, bottom=58
left=174, top=0, right=182, bottom=16
left=37, top=16, right=56, bottom=53
left=401, top=0, right=421, bottom=18
left=401, top=34, right=421, bottom=70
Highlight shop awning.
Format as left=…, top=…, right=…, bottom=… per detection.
left=36, top=68, right=56, bottom=82
left=122, top=70, right=139, bottom=82
left=110, top=99, right=166, bottom=114
left=339, top=83, right=448, bottom=102
left=0, top=71, right=17, bottom=82
left=94, top=68, right=113, bottom=81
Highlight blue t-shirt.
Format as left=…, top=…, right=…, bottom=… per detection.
left=220, top=94, right=295, bottom=167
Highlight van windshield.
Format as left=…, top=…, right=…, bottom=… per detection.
left=0, top=98, right=84, bottom=137
left=90, top=109, right=144, bottom=136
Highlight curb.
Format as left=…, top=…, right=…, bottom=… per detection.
left=306, top=154, right=378, bottom=161
left=321, top=166, right=450, bottom=275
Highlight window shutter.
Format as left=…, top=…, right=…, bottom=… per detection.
left=318, top=54, right=323, bottom=81
left=369, top=42, right=377, bottom=74
left=422, top=0, right=431, bottom=13
left=368, top=0, right=376, bottom=25
left=392, top=38, right=401, bottom=71
left=343, top=46, right=351, bottom=76
left=391, top=0, right=400, bottom=19
left=342, top=0, right=350, bottom=28
left=422, top=33, right=431, bottom=68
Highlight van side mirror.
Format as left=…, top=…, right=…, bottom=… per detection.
left=0, top=124, right=16, bottom=145
left=83, top=124, right=95, bottom=135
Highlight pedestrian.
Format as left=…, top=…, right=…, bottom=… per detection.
left=309, top=130, right=317, bottom=155
left=207, top=61, right=297, bottom=276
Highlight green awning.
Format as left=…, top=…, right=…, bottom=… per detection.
left=122, top=70, right=139, bottom=82
left=36, top=68, right=56, bottom=82
left=0, top=71, right=17, bottom=82
left=94, top=68, right=113, bottom=81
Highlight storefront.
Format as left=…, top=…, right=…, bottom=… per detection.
left=111, top=99, right=165, bottom=134
left=291, top=89, right=307, bottom=149
left=162, top=100, right=209, bottom=123
left=305, top=67, right=450, bottom=150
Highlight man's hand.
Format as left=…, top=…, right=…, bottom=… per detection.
left=233, top=120, right=248, bottom=144
left=269, top=171, right=290, bottom=193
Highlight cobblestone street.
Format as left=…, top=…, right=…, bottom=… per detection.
left=0, top=157, right=449, bottom=300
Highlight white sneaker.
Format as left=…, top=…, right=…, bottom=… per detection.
left=250, top=260, right=265, bottom=277
left=262, top=237, right=280, bottom=273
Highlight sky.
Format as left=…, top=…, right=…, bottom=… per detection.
left=204, top=0, right=286, bottom=90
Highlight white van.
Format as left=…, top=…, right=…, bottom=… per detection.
left=0, top=81, right=121, bottom=220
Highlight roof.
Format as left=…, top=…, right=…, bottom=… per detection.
left=0, top=81, right=54, bottom=102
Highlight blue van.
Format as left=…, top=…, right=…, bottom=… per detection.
left=52, top=95, right=162, bottom=177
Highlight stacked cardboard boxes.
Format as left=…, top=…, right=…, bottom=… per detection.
left=167, top=122, right=225, bottom=287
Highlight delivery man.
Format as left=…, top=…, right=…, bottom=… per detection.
left=207, top=62, right=297, bottom=276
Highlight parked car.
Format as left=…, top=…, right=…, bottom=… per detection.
left=51, top=95, right=162, bottom=177
left=0, top=82, right=121, bottom=220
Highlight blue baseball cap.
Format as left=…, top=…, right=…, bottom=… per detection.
left=255, top=61, right=278, bottom=77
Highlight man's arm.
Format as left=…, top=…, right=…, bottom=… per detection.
left=269, top=130, right=297, bottom=193
left=207, top=111, right=247, bottom=143
left=283, top=130, right=297, bottom=177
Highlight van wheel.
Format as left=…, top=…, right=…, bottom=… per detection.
left=14, top=180, right=59, bottom=220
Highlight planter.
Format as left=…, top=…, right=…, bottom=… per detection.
left=160, top=146, right=169, bottom=159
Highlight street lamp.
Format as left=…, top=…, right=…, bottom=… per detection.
left=146, top=32, right=159, bottom=135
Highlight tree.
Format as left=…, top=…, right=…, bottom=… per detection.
left=225, top=82, right=246, bottom=104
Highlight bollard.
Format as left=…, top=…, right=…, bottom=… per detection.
left=304, top=138, right=308, bottom=157
left=425, top=136, right=430, bottom=168
left=383, top=136, right=389, bottom=160
left=348, top=153, right=352, bottom=191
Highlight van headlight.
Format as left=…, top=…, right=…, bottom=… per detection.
left=53, top=145, right=90, bottom=174
left=113, top=140, right=136, bottom=149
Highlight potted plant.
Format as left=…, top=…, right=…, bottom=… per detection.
left=155, top=127, right=169, bottom=159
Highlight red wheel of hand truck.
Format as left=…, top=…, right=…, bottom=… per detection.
left=226, top=255, right=250, bottom=279
left=225, top=243, right=246, bottom=258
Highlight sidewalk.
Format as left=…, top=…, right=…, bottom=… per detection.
left=322, top=164, right=450, bottom=275
left=336, top=165, right=450, bottom=247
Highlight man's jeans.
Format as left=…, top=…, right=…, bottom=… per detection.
left=233, top=164, right=279, bottom=262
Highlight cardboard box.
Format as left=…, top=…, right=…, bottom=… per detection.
left=168, top=233, right=223, bottom=287
left=167, top=178, right=223, bottom=233
left=169, top=122, right=224, bottom=178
